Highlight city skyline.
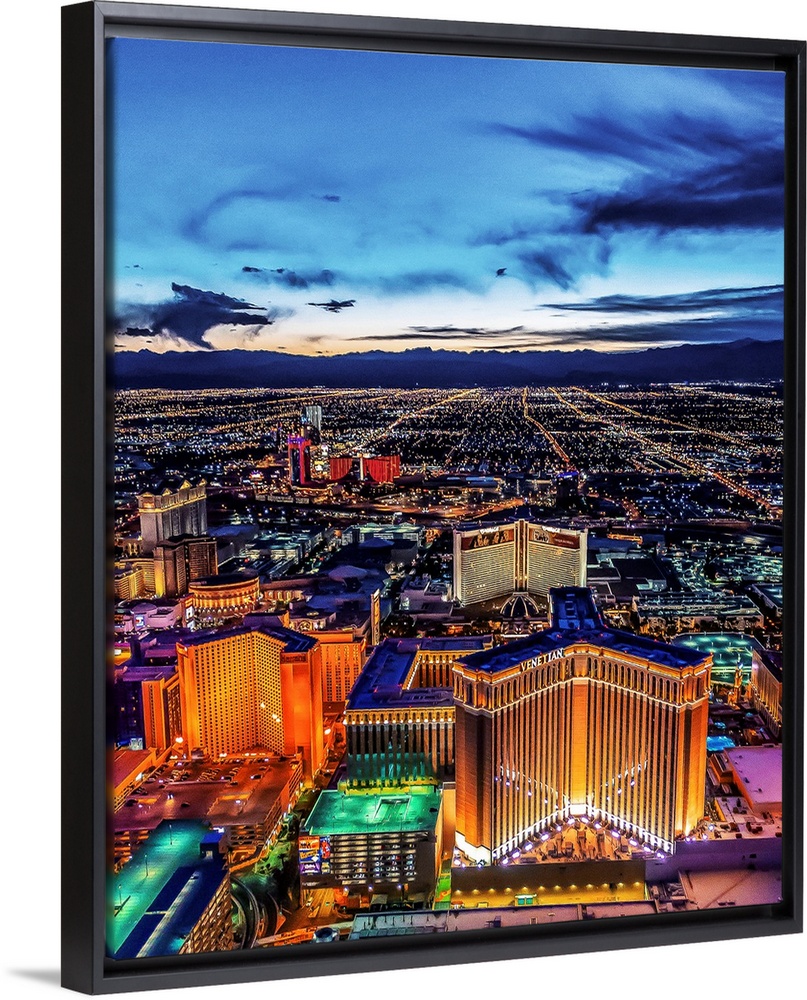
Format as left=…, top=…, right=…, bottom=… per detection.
left=110, top=376, right=786, bottom=955
left=108, top=38, right=784, bottom=358
left=105, top=31, right=788, bottom=963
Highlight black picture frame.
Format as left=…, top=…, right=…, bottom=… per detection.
left=61, top=2, right=806, bottom=994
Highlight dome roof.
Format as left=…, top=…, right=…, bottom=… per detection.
left=500, top=592, right=542, bottom=620
left=328, top=565, right=368, bottom=582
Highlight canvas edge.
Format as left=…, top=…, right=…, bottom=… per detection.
left=60, top=2, right=806, bottom=994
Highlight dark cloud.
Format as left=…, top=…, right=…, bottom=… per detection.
left=241, top=265, right=337, bottom=289
left=349, top=326, right=550, bottom=346
left=492, top=111, right=763, bottom=172
left=518, top=252, right=575, bottom=290
left=527, top=316, right=781, bottom=349
left=577, top=170, right=783, bottom=236
left=527, top=283, right=782, bottom=347
left=490, top=117, right=677, bottom=167
left=407, top=325, right=526, bottom=338
left=341, top=303, right=781, bottom=349
left=490, top=108, right=784, bottom=240
left=470, top=224, right=544, bottom=248
left=550, top=319, right=779, bottom=350
left=537, top=285, right=784, bottom=315
left=183, top=189, right=289, bottom=245
left=113, top=282, right=287, bottom=347
left=572, top=132, right=783, bottom=236
left=542, top=284, right=784, bottom=315
left=185, top=187, right=339, bottom=250
left=349, top=326, right=539, bottom=347
left=169, top=283, right=257, bottom=311
left=275, top=268, right=336, bottom=289
left=307, top=299, right=355, bottom=313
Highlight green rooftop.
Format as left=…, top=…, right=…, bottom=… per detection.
left=673, top=632, right=762, bottom=685
left=107, top=820, right=224, bottom=958
left=303, top=788, right=441, bottom=837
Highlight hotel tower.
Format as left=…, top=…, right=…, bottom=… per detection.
left=453, top=520, right=587, bottom=605
left=137, top=481, right=208, bottom=555
left=454, top=588, right=711, bottom=861
left=176, top=622, right=325, bottom=778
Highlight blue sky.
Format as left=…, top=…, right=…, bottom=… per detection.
left=108, top=37, right=785, bottom=356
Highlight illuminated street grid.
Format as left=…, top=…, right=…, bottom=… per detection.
left=104, top=36, right=790, bottom=960
left=115, top=383, right=782, bottom=519
left=110, top=379, right=785, bottom=954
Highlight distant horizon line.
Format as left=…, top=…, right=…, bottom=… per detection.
left=113, top=334, right=784, bottom=360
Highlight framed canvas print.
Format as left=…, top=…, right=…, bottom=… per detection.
left=61, top=1, right=805, bottom=994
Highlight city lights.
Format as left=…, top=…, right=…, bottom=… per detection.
left=104, top=34, right=786, bottom=962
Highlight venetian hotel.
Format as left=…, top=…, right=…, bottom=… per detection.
left=454, top=588, right=711, bottom=861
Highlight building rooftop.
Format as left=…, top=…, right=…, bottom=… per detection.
left=460, top=589, right=709, bottom=675
left=673, top=632, right=765, bottom=683
left=750, top=583, right=783, bottom=610
left=108, top=821, right=227, bottom=959
left=681, top=868, right=783, bottom=909
left=346, top=637, right=489, bottom=711
left=191, top=571, right=259, bottom=587
left=116, top=598, right=182, bottom=613
left=759, top=648, right=783, bottom=683
left=725, top=746, right=782, bottom=812
left=262, top=576, right=318, bottom=591
left=118, top=664, right=177, bottom=683
left=609, top=556, right=668, bottom=586
left=549, top=588, right=604, bottom=630
left=177, top=621, right=317, bottom=654
left=303, top=788, right=441, bottom=837
left=113, top=756, right=301, bottom=834
left=112, top=747, right=156, bottom=788
left=349, top=900, right=659, bottom=938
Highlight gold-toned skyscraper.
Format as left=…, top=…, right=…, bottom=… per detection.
left=453, top=520, right=587, bottom=605
left=454, top=588, right=710, bottom=861
left=137, top=481, right=208, bottom=555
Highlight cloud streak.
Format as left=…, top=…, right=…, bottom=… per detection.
left=541, top=284, right=784, bottom=314
left=488, top=105, right=784, bottom=276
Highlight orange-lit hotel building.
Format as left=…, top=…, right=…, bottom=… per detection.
left=176, top=622, right=325, bottom=778
left=454, top=588, right=711, bottom=861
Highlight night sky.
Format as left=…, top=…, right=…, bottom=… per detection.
left=108, top=37, right=785, bottom=358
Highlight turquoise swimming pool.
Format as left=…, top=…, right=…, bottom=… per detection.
left=706, top=735, right=737, bottom=752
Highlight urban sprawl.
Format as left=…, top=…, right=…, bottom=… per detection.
left=108, top=382, right=784, bottom=958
